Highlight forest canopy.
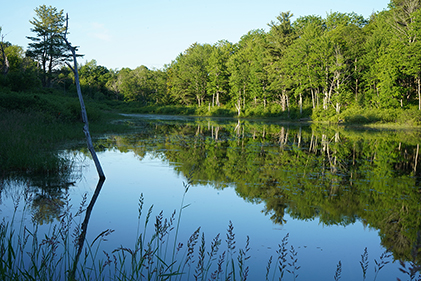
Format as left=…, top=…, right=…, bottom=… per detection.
left=1, top=1, right=421, bottom=121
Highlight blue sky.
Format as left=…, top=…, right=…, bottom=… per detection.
left=2, top=0, right=390, bottom=70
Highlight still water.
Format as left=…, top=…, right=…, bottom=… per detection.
left=2, top=114, right=421, bottom=280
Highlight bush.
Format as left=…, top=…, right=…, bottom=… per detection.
left=396, top=109, right=421, bottom=126
left=0, top=70, right=41, bottom=92
left=311, top=106, right=336, bottom=122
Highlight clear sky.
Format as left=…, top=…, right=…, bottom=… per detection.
left=2, top=0, right=390, bottom=70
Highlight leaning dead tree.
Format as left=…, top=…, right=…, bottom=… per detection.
left=62, top=14, right=105, bottom=179
left=0, top=30, right=10, bottom=76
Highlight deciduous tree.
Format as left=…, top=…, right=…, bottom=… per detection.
left=167, top=43, right=212, bottom=106
left=207, top=40, right=233, bottom=107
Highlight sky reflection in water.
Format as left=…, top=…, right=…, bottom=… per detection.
left=2, top=117, right=419, bottom=280
left=72, top=148, right=402, bottom=281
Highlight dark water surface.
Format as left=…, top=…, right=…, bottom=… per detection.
left=2, top=115, right=421, bottom=280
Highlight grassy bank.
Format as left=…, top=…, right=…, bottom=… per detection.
left=312, top=106, right=421, bottom=127
left=121, top=102, right=421, bottom=127
left=0, top=89, right=130, bottom=174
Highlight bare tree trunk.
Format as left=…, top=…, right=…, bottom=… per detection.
left=297, top=127, right=302, bottom=148
left=417, top=73, right=421, bottom=110
left=299, top=93, right=303, bottom=115
left=235, top=97, right=241, bottom=117
left=63, top=14, right=105, bottom=180
left=311, top=89, right=315, bottom=109
left=0, top=35, right=9, bottom=76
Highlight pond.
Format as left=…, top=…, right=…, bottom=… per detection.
left=1, top=114, right=421, bottom=280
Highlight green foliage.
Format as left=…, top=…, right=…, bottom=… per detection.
left=4, top=3, right=421, bottom=125
left=395, top=108, right=421, bottom=126
left=168, top=43, right=213, bottom=106
left=0, top=88, right=134, bottom=173
left=26, top=5, right=73, bottom=88
left=0, top=90, right=103, bottom=123
left=207, top=40, right=233, bottom=107
left=311, top=106, right=337, bottom=122
left=0, top=109, right=76, bottom=173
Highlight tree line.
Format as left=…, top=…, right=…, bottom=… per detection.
left=1, top=1, right=421, bottom=117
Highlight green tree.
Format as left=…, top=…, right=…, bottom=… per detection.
left=323, top=13, right=367, bottom=112
left=282, top=16, right=325, bottom=112
left=390, top=1, right=421, bottom=109
left=117, top=67, right=148, bottom=102
left=227, top=30, right=268, bottom=116
left=364, top=1, right=421, bottom=109
left=0, top=29, right=40, bottom=91
left=265, top=12, right=296, bottom=112
left=207, top=40, right=233, bottom=107
left=227, top=41, right=250, bottom=116
left=360, top=11, right=394, bottom=108
left=149, top=68, right=168, bottom=105
left=26, top=5, right=74, bottom=87
left=167, top=43, right=212, bottom=106
left=247, top=31, right=269, bottom=109
left=112, top=66, right=167, bottom=104
left=78, top=59, right=112, bottom=99
left=401, top=8, right=421, bottom=109
left=289, top=12, right=367, bottom=113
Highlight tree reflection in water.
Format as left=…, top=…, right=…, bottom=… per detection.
left=92, top=117, right=421, bottom=267
left=2, top=117, right=419, bottom=273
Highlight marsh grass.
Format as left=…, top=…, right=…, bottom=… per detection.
left=0, top=110, right=77, bottom=174
left=0, top=93, right=131, bottom=174
left=0, top=179, right=419, bottom=280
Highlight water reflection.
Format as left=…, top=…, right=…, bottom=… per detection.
left=92, top=117, right=421, bottom=266
left=2, top=116, right=420, bottom=274
left=70, top=177, right=106, bottom=279
left=0, top=161, right=81, bottom=225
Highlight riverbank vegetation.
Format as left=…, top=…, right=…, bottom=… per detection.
left=0, top=89, right=130, bottom=174
left=2, top=1, right=421, bottom=125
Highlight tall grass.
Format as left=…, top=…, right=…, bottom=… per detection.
left=0, top=178, right=417, bottom=280
left=0, top=110, right=78, bottom=174
left=0, top=90, right=132, bottom=174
